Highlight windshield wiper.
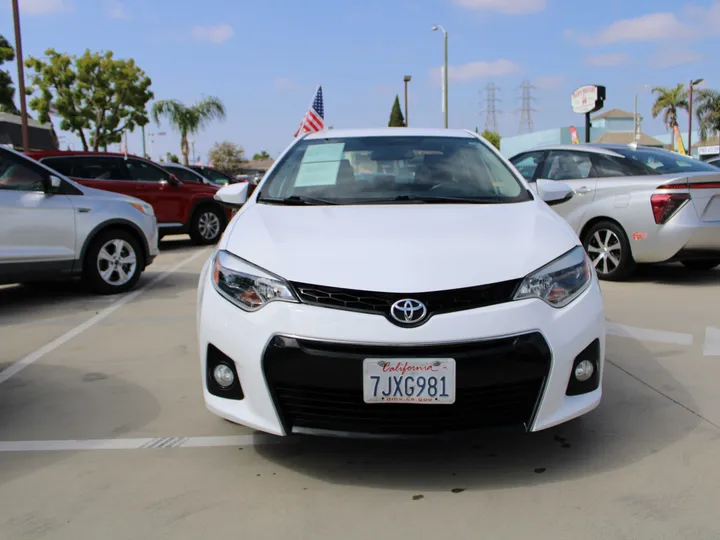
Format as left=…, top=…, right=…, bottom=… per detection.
left=259, top=195, right=339, bottom=205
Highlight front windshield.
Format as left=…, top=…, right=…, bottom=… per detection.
left=613, top=147, right=720, bottom=174
left=257, top=136, right=531, bottom=204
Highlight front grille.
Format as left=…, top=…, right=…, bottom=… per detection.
left=263, top=333, right=551, bottom=435
left=290, top=279, right=521, bottom=323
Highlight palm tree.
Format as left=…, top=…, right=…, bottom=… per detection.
left=651, top=84, right=688, bottom=130
left=694, top=88, right=720, bottom=141
left=151, top=96, right=226, bottom=165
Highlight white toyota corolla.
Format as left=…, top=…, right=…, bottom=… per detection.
left=197, top=128, right=605, bottom=437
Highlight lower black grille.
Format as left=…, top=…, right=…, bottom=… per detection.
left=290, top=279, right=521, bottom=325
left=263, top=333, right=551, bottom=435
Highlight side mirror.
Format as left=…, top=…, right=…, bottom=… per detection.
left=214, top=182, right=249, bottom=208
left=46, top=175, right=62, bottom=194
left=536, top=179, right=573, bottom=206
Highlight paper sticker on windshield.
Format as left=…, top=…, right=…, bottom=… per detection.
left=295, top=161, right=341, bottom=187
left=302, top=143, right=345, bottom=164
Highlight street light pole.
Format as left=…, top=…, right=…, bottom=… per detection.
left=431, top=25, right=448, bottom=128
left=403, top=75, right=412, bottom=127
left=11, top=0, right=30, bottom=152
left=688, top=78, right=704, bottom=155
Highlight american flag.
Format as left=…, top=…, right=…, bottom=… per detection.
left=294, top=86, right=324, bottom=137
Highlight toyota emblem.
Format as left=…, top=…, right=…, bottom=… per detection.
left=390, top=299, right=428, bottom=326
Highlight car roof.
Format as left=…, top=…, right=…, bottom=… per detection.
left=161, top=162, right=193, bottom=170
left=303, top=128, right=476, bottom=140
left=514, top=144, right=627, bottom=157
left=27, top=149, right=144, bottom=160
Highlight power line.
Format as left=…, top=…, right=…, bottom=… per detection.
left=517, top=79, right=537, bottom=135
left=479, top=82, right=501, bottom=133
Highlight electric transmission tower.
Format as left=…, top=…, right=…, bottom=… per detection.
left=517, top=79, right=537, bottom=135
left=479, top=82, right=501, bottom=133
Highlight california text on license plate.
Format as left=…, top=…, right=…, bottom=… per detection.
left=362, top=358, right=456, bottom=404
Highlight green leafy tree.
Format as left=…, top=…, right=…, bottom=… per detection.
left=24, top=49, right=153, bottom=151
left=152, top=97, right=226, bottom=165
left=165, top=152, right=180, bottom=163
left=252, top=150, right=271, bottom=160
left=208, top=141, right=245, bottom=173
left=694, top=88, right=720, bottom=141
left=651, top=84, right=688, bottom=130
left=0, top=35, right=20, bottom=114
left=481, top=129, right=501, bottom=149
left=388, top=95, right=406, bottom=127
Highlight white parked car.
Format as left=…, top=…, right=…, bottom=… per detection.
left=0, top=146, right=159, bottom=294
left=197, top=128, right=605, bottom=437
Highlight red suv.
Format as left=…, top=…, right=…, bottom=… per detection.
left=28, top=151, right=233, bottom=245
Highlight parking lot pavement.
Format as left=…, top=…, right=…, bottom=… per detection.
left=1, top=247, right=719, bottom=540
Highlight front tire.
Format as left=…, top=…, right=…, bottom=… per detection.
left=582, top=221, right=635, bottom=281
left=84, top=229, right=144, bottom=295
left=189, top=206, right=224, bottom=245
left=681, top=259, right=720, bottom=271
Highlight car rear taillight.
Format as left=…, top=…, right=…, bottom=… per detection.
left=650, top=192, right=689, bottom=224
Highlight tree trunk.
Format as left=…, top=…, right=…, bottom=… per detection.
left=77, top=129, right=89, bottom=151
left=181, top=135, right=189, bottom=165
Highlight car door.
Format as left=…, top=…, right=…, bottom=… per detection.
left=41, top=156, right=137, bottom=198
left=537, top=150, right=598, bottom=231
left=0, top=150, right=76, bottom=276
left=125, top=158, right=186, bottom=225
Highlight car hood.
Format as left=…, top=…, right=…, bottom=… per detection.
left=224, top=202, right=580, bottom=291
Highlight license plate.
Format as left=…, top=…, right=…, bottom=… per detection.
left=362, top=358, right=456, bottom=404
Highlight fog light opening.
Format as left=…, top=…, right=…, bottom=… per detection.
left=213, top=364, right=235, bottom=388
left=574, top=360, right=594, bottom=382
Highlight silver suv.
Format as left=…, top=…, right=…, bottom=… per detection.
left=0, top=146, right=159, bottom=294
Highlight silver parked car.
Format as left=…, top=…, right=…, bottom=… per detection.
left=0, top=146, right=159, bottom=294
left=509, top=144, right=720, bottom=280
left=160, top=162, right=217, bottom=186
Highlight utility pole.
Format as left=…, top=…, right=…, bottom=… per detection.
left=11, top=0, right=29, bottom=152
left=688, top=78, right=704, bottom=154
left=403, top=75, right=412, bottom=127
left=141, top=125, right=147, bottom=157
left=480, top=82, right=501, bottom=133
left=517, top=80, right=537, bottom=135
left=431, top=25, right=448, bottom=128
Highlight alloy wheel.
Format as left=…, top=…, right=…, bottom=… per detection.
left=586, top=229, right=622, bottom=276
left=97, top=239, right=137, bottom=286
left=198, top=212, right=221, bottom=240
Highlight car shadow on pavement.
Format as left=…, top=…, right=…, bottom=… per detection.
left=0, top=363, right=161, bottom=486
left=256, top=336, right=704, bottom=492
left=629, top=263, right=719, bottom=286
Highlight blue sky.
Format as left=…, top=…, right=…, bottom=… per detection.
left=1, top=0, right=719, bottom=161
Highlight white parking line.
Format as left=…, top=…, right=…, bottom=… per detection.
left=0, top=434, right=286, bottom=452
left=606, top=322, right=694, bottom=346
left=703, top=327, right=720, bottom=356
left=0, top=249, right=210, bottom=386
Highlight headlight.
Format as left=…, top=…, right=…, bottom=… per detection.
left=129, top=201, right=154, bottom=216
left=514, top=246, right=592, bottom=308
left=211, top=250, right=298, bottom=311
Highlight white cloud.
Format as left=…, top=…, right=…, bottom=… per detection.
left=191, top=24, right=234, bottom=44
left=534, top=75, right=564, bottom=89
left=108, top=0, right=129, bottom=19
left=585, top=53, right=629, bottom=67
left=565, top=2, right=720, bottom=47
left=274, top=78, right=296, bottom=90
left=650, top=48, right=703, bottom=68
left=453, top=0, right=546, bottom=15
left=19, top=0, right=71, bottom=15
left=431, top=59, right=522, bottom=83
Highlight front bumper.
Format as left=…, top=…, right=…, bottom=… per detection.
left=198, top=272, right=606, bottom=437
